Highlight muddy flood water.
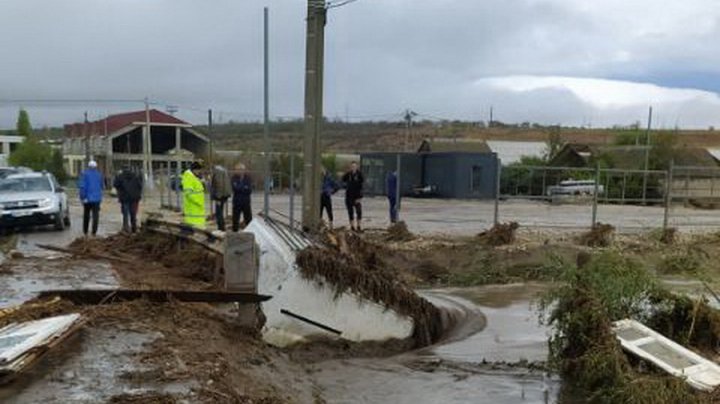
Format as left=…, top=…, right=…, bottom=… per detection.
left=312, top=283, right=559, bottom=404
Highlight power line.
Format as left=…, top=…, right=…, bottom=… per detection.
left=326, top=0, right=360, bottom=9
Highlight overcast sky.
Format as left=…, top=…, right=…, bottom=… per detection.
left=2, top=0, right=720, bottom=129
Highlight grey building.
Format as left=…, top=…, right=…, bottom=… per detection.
left=360, top=152, right=499, bottom=199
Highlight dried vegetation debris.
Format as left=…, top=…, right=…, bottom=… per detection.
left=385, top=221, right=415, bottom=242
left=577, top=222, right=615, bottom=247
left=541, top=251, right=720, bottom=403
left=477, top=222, right=519, bottom=246
left=66, top=232, right=218, bottom=289
left=296, top=231, right=443, bottom=347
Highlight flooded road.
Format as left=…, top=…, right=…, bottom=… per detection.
left=313, top=283, right=559, bottom=404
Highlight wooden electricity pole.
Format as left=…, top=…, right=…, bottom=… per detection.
left=301, top=0, right=327, bottom=232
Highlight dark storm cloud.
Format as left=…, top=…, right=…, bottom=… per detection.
left=1, top=0, right=720, bottom=128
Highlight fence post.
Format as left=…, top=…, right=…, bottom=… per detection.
left=663, top=160, right=674, bottom=230
left=591, top=164, right=600, bottom=228
left=175, top=161, right=181, bottom=212
left=289, top=154, right=295, bottom=230
left=493, top=158, right=501, bottom=226
left=396, top=154, right=402, bottom=219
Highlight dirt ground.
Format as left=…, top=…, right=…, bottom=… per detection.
left=4, top=218, right=720, bottom=403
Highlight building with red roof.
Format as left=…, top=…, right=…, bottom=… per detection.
left=63, top=109, right=209, bottom=179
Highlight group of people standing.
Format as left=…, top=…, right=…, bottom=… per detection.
left=182, top=162, right=253, bottom=231
left=78, top=160, right=143, bottom=237
left=77, top=158, right=399, bottom=236
left=320, top=161, right=399, bottom=231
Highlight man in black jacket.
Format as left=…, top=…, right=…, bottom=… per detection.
left=113, top=166, right=143, bottom=233
left=231, top=163, right=253, bottom=231
left=341, top=161, right=364, bottom=231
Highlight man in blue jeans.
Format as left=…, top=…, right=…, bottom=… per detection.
left=78, top=160, right=104, bottom=236
left=113, top=166, right=143, bottom=233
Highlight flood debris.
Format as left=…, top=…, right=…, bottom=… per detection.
left=660, top=227, right=678, bottom=245
left=64, top=232, right=219, bottom=289
left=295, top=231, right=444, bottom=347
left=577, top=222, right=614, bottom=247
left=541, top=251, right=720, bottom=402
left=0, top=313, right=83, bottom=384
left=36, top=289, right=271, bottom=305
left=386, top=221, right=415, bottom=242
left=613, top=319, right=720, bottom=392
left=477, top=222, right=519, bottom=246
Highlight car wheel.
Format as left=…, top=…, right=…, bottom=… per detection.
left=63, top=208, right=71, bottom=227
left=54, top=210, right=66, bottom=231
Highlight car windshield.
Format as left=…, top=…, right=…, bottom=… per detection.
left=0, top=177, right=52, bottom=193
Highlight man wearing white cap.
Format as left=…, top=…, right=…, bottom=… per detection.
left=78, top=160, right=104, bottom=236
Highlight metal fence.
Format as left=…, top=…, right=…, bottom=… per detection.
left=495, top=163, right=720, bottom=232
left=148, top=159, right=720, bottom=234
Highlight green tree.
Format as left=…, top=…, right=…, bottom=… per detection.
left=8, top=135, right=53, bottom=172
left=545, top=126, right=564, bottom=161
left=50, top=149, right=68, bottom=183
left=16, top=109, right=32, bottom=137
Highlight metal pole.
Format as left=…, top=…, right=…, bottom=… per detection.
left=301, top=0, right=326, bottom=232
left=663, top=160, right=674, bottom=230
left=642, top=106, right=653, bottom=204
left=263, top=7, right=271, bottom=218
left=396, top=153, right=402, bottom=219
left=493, top=158, right=501, bottom=226
left=290, top=154, right=295, bottom=230
left=591, top=164, right=600, bottom=227
left=621, top=171, right=626, bottom=204
left=145, top=98, right=154, bottom=190
left=167, top=162, right=172, bottom=209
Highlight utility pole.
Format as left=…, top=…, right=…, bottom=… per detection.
left=489, top=106, right=494, bottom=127
left=83, top=111, right=90, bottom=166
left=403, top=109, right=416, bottom=152
left=263, top=7, right=271, bottom=218
left=642, top=106, right=653, bottom=204
left=301, top=0, right=327, bottom=232
left=208, top=108, right=214, bottom=175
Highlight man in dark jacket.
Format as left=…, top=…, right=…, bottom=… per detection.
left=320, top=167, right=338, bottom=228
left=341, top=161, right=364, bottom=231
left=113, top=166, right=143, bottom=233
left=210, top=165, right=232, bottom=231
left=231, top=163, right=252, bottom=231
left=78, top=160, right=104, bottom=236
left=386, top=170, right=399, bottom=224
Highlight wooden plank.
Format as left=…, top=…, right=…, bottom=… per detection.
left=36, top=289, right=271, bottom=305
left=613, top=319, right=720, bottom=391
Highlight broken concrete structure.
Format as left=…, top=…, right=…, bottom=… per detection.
left=244, top=220, right=415, bottom=346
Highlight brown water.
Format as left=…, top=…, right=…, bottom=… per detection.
left=312, top=283, right=559, bottom=404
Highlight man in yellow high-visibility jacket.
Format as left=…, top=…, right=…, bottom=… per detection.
left=182, top=162, right=206, bottom=228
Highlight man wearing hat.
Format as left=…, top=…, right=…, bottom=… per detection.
left=78, top=160, right=104, bottom=236
left=181, top=161, right=206, bottom=228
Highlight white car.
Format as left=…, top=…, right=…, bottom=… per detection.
left=0, top=172, right=70, bottom=231
left=546, top=179, right=604, bottom=196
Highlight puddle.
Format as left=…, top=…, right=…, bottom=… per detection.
left=313, top=283, right=559, bottom=404
left=0, top=327, right=187, bottom=403
left=0, top=259, right=117, bottom=308
left=429, top=283, right=550, bottom=363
